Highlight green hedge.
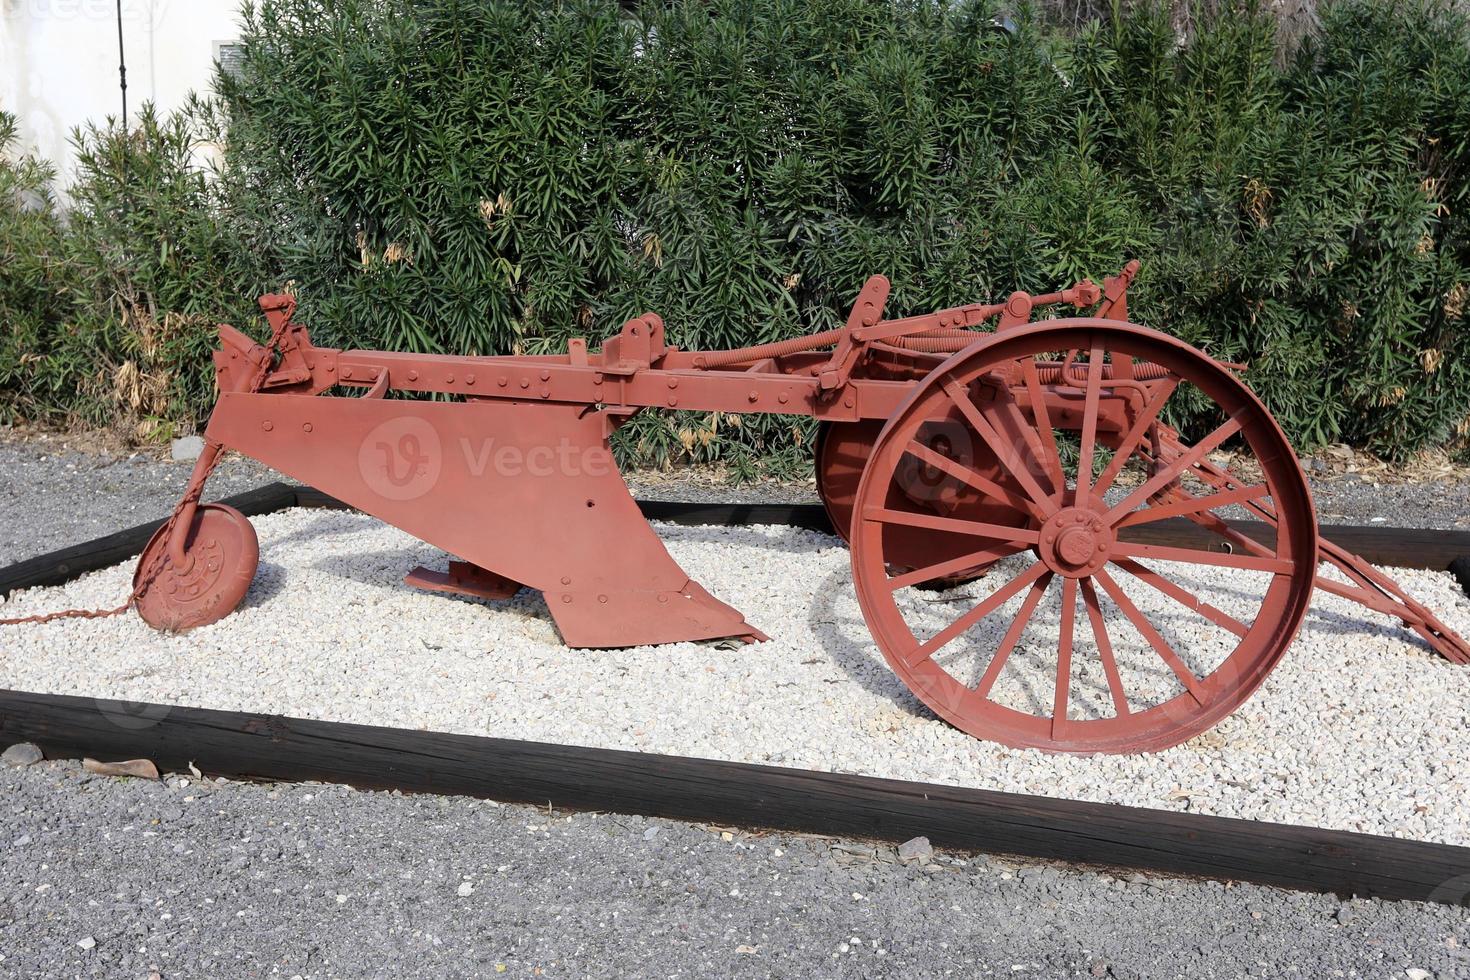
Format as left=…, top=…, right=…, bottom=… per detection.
left=3, top=0, right=1469, bottom=472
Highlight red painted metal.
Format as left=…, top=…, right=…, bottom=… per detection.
left=134, top=503, right=259, bottom=631
left=849, top=321, right=1320, bottom=753
left=115, top=262, right=1470, bottom=754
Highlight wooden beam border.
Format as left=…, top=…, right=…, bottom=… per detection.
left=1, top=689, right=1467, bottom=906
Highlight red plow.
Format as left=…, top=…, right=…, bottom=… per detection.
left=128, top=262, right=1469, bottom=754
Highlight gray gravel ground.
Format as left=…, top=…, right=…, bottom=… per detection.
left=1, top=429, right=1469, bottom=978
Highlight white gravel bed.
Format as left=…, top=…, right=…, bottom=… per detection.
left=3, top=508, right=1468, bottom=845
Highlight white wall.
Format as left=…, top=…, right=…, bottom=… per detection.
left=0, top=0, right=243, bottom=182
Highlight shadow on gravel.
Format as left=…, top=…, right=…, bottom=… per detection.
left=806, top=563, right=936, bottom=722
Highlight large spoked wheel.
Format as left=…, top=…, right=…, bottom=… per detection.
left=851, top=319, right=1318, bottom=754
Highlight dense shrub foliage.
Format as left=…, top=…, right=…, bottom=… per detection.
left=2, top=0, right=1469, bottom=471
left=0, top=108, right=277, bottom=439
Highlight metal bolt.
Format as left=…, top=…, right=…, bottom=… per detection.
left=303, top=423, right=313, bottom=433
left=668, top=379, right=678, bottom=390
left=843, top=396, right=855, bottom=409
left=520, top=379, right=530, bottom=389
left=447, top=373, right=455, bottom=383
left=561, top=576, right=572, bottom=586
left=658, top=594, right=668, bottom=603
left=262, top=421, right=274, bottom=432
left=778, top=392, right=790, bottom=405
left=541, top=370, right=551, bottom=382
left=748, top=392, right=759, bottom=403
left=668, top=397, right=678, bottom=407
left=541, top=390, right=551, bottom=399
left=466, top=374, right=476, bottom=386
left=598, top=595, right=608, bottom=604
left=408, top=370, right=419, bottom=382
left=497, top=376, right=508, bottom=387
left=562, top=594, right=573, bottom=604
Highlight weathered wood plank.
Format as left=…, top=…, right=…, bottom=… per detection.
left=1, top=689, right=1465, bottom=905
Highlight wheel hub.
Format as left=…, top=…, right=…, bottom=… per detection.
left=1038, top=507, right=1113, bottom=578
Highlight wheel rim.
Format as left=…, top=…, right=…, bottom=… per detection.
left=851, top=319, right=1318, bottom=754
left=135, top=503, right=260, bottom=632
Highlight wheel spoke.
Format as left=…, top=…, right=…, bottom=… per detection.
left=1074, top=343, right=1106, bottom=502
left=1115, top=483, right=1271, bottom=528
left=1053, top=577, right=1078, bottom=737
left=886, top=543, right=1030, bottom=592
left=974, top=570, right=1054, bottom=697
left=1112, top=558, right=1251, bottom=638
left=1021, top=358, right=1067, bottom=501
left=1094, top=568, right=1205, bottom=704
left=1102, top=415, right=1243, bottom=525
left=1110, top=540, right=1293, bottom=575
left=863, top=507, right=1041, bottom=546
left=1094, top=377, right=1179, bottom=495
left=1080, top=578, right=1129, bottom=717
left=902, top=562, right=1049, bottom=668
left=902, top=440, right=1047, bottom=522
left=941, top=376, right=1057, bottom=515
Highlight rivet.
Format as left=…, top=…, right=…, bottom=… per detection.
left=498, top=376, right=508, bottom=387
left=302, top=422, right=313, bottom=433
left=778, top=392, right=790, bottom=405
left=540, top=370, right=551, bottom=382
left=748, top=392, right=759, bottom=403
left=325, top=363, right=335, bottom=373
left=520, top=379, right=530, bottom=389
left=407, top=370, right=419, bottom=382
left=541, top=390, right=551, bottom=399
left=562, top=594, right=573, bottom=604
left=668, top=397, right=678, bottom=407
left=262, top=421, right=274, bottom=432
left=466, top=374, right=476, bottom=386
left=658, top=594, right=669, bottom=603
left=667, top=379, right=678, bottom=390
left=447, top=373, right=455, bottom=383
left=561, top=576, right=572, bottom=586
left=594, top=374, right=604, bottom=385
left=843, top=396, right=855, bottom=408
left=598, top=595, right=608, bottom=604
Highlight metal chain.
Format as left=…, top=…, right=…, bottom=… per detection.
left=0, top=308, right=294, bottom=628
